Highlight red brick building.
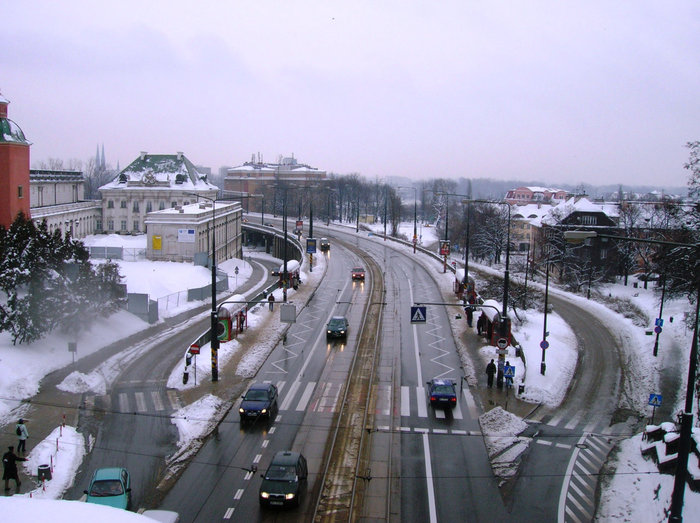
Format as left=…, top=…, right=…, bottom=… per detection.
left=0, top=94, right=32, bottom=228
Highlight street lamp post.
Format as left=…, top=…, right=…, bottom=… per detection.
left=565, top=230, right=699, bottom=522
left=188, top=193, right=219, bottom=382
left=541, top=254, right=550, bottom=375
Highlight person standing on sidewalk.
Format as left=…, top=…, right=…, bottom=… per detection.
left=3, top=446, right=26, bottom=492
left=486, top=360, right=497, bottom=388
left=268, top=293, right=275, bottom=311
left=16, top=419, right=28, bottom=455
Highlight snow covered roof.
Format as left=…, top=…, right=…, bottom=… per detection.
left=100, top=153, right=217, bottom=191
left=30, top=169, right=83, bottom=183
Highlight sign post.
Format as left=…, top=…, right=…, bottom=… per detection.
left=648, top=393, right=662, bottom=424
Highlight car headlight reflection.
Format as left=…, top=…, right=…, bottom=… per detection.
left=285, top=493, right=295, bottom=500
left=260, top=492, right=270, bottom=499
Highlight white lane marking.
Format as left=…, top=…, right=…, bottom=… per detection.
left=119, top=393, right=129, bottom=412
left=276, top=380, right=286, bottom=394
left=433, top=429, right=448, bottom=434
left=134, top=392, right=146, bottom=412
left=234, top=489, right=244, bottom=500
left=151, top=391, right=164, bottom=411
left=280, top=380, right=302, bottom=410
left=452, top=401, right=463, bottom=420
left=416, top=387, right=427, bottom=418
left=401, top=386, right=410, bottom=417
left=434, top=409, right=446, bottom=419
left=253, top=454, right=262, bottom=464
left=422, top=433, right=438, bottom=523
left=269, top=426, right=277, bottom=433
left=548, top=411, right=565, bottom=427
left=536, top=439, right=553, bottom=446
left=565, top=505, right=584, bottom=523
left=462, top=388, right=478, bottom=418
left=400, top=427, right=411, bottom=432
left=377, top=384, right=391, bottom=416
left=223, top=507, right=234, bottom=519
left=564, top=412, right=583, bottom=430
left=262, top=439, right=270, bottom=448
left=167, top=390, right=181, bottom=410
left=296, top=381, right=316, bottom=411
left=415, top=427, right=429, bottom=433
left=377, top=425, right=390, bottom=431
left=555, top=442, right=572, bottom=450
left=557, top=433, right=588, bottom=522
left=244, top=470, right=253, bottom=480
left=453, top=430, right=467, bottom=435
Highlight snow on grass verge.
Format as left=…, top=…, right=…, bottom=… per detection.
left=479, top=406, right=530, bottom=481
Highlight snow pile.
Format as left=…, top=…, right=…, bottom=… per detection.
left=479, top=406, right=530, bottom=480
left=171, top=394, right=227, bottom=449
left=57, top=371, right=107, bottom=395
left=20, top=426, right=85, bottom=500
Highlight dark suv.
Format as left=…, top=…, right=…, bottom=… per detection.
left=426, top=378, right=457, bottom=409
left=326, top=316, right=349, bottom=340
left=320, top=238, right=330, bottom=251
left=259, top=451, right=308, bottom=508
left=239, top=383, right=278, bottom=422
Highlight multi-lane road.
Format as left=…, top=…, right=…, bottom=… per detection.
left=54, top=220, right=631, bottom=522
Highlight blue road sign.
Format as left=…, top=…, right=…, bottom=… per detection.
left=410, top=306, right=427, bottom=324
left=504, top=366, right=515, bottom=378
left=648, top=394, right=662, bottom=407
left=306, top=238, right=317, bottom=254
left=655, top=318, right=664, bottom=327
left=654, top=326, right=662, bottom=334
left=540, top=340, right=549, bottom=350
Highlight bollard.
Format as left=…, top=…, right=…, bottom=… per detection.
left=50, top=455, right=53, bottom=471
left=62, top=414, right=66, bottom=427
left=60, top=425, right=63, bottom=437
left=56, top=438, right=59, bottom=452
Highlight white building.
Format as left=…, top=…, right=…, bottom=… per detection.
left=100, top=152, right=218, bottom=235
left=144, top=201, right=242, bottom=263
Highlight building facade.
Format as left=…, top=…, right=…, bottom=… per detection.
left=224, top=155, right=327, bottom=213
left=0, top=94, right=31, bottom=228
left=100, top=152, right=218, bottom=235
left=505, top=186, right=568, bottom=205
left=145, top=201, right=242, bottom=263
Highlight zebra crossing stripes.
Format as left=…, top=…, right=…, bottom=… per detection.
left=559, top=433, right=614, bottom=523
left=84, top=389, right=181, bottom=415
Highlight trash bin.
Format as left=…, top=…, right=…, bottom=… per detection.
left=37, top=464, right=52, bottom=481
left=518, top=385, right=525, bottom=395
left=633, top=282, right=638, bottom=288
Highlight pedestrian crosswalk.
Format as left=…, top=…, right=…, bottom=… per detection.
left=82, top=388, right=182, bottom=415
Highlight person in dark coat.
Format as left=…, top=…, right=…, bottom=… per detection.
left=486, top=359, right=497, bottom=388
left=476, top=314, right=486, bottom=336
left=3, top=446, right=26, bottom=491
left=497, top=359, right=504, bottom=389
left=268, top=293, right=275, bottom=311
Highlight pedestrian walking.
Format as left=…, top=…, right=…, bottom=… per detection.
left=477, top=314, right=485, bottom=336
left=497, top=359, right=504, bottom=389
left=3, top=446, right=26, bottom=491
left=486, top=359, right=497, bottom=388
left=465, top=306, right=473, bottom=328
left=16, top=419, right=28, bottom=455
left=268, top=293, right=275, bottom=311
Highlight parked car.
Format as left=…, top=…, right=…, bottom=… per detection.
left=259, top=451, right=308, bottom=508
left=426, top=378, right=457, bottom=409
left=84, top=467, right=131, bottom=510
left=326, top=316, right=349, bottom=339
left=320, top=238, right=330, bottom=251
left=351, top=267, right=365, bottom=280
left=240, top=382, right=278, bottom=422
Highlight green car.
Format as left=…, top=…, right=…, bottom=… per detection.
left=84, top=467, right=131, bottom=510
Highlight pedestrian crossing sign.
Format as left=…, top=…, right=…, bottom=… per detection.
left=648, top=394, right=662, bottom=407
left=411, top=306, right=427, bottom=323
left=504, top=366, right=515, bottom=378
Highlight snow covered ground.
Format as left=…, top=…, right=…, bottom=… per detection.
left=2, top=224, right=698, bottom=520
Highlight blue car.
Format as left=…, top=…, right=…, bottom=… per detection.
left=84, top=467, right=131, bottom=510
left=426, top=378, right=457, bottom=409
left=240, top=383, right=279, bottom=422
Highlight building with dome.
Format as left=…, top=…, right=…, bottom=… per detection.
left=0, top=94, right=31, bottom=229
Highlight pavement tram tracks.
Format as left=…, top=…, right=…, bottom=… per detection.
left=312, top=243, right=385, bottom=522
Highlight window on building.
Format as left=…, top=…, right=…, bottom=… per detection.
left=17, top=185, right=23, bottom=198
left=120, top=200, right=127, bottom=208
left=600, top=248, right=607, bottom=260
left=107, top=200, right=114, bottom=209
left=121, top=220, right=127, bottom=231
left=171, top=202, right=177, bottom=208
left=133, top=221, right=140, bottom=232
left=108, top=220, right=114, bottom=231
left=133, top=202, right=139, bottom=212
left=146, top=201, right=152, bottom=212
left=96, top=220, right=102, bottom=231
left=159, top=201, right=165, bottom=210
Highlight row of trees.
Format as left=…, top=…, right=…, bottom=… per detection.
left=0, top=213, right=125, bottom=345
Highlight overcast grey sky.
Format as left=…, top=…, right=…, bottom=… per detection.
left=2, top=1, right=698, bottom=187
